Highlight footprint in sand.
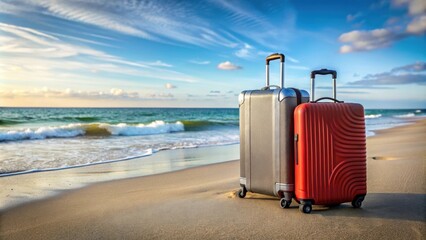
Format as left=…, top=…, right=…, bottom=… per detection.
left=371, top=156, right=401, bottom=161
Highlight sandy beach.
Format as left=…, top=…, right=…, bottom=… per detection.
left=1, top=120, right=425, bottom=240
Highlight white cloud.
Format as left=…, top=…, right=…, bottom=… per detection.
left=165, top=83, right=176, bottom=89
left=217, top=61, right=242, bottom=70
left=392, top=0, right=426, bottom=15
left=406, top=15, right=426, bottom=34
left=339, top=0, right=425, bottom=53
left=235, top=43, right=253, bottom=58
left=339, top=29, right=401, bottom=53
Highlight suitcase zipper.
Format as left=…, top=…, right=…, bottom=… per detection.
left=294, top=134, right=299, bottom=165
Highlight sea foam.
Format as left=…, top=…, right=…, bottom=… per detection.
left=365, top=114, right=382, bottom=119
left=394, top=113, right=415, bottom=118
left=0, top=121, right=184, bottom=142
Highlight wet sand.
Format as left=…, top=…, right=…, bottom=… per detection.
left=1, top=120, right=425, bottom=239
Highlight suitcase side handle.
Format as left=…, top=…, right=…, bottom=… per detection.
left=310, top=68, right=337, bottom=102
left=265, top=53, right=285, bottom=89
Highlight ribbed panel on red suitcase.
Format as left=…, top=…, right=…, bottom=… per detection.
left=295, top=103, right=367, bottom=204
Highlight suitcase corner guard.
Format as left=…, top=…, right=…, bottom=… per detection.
left=275, top=183, right=294, bottom=192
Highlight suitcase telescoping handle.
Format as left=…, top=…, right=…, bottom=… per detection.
left=310, top=69, right=337, bottom=102
left=265, top=53, right=285, bottom=89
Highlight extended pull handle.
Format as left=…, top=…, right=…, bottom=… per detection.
left=310, top=68, right=337, bottom=102
left=265, top=53, right=285, bottom=89
left=310, top=69, right=337, bottom=79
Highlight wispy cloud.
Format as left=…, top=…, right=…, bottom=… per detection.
left=286, top=56, right=300, bottom=64
left=392, top=62, right=426, bottom=72
left=145, top=60, right=173, bottom=68
left=217, top=61, right=242, bottom=70
left=287, top=65, right=309, bottom=70
left=346, top=12, right=363, bottom=22
left=339, top=91, right=369, bottom=94
left=146, top=93, right=174, bottom=98
left=0, top=22, right=201, bottom=85
left=0, top=87, right=177, bottom=100
left=189, top=60, right=210, bottom=65
left=348, top=62, right=426, bottom=85
left=0, top=22, right=110, bottom=58
left=317, top=86, right=394, bottom=90
left=1, top=0, right=300, bottom=50
left=0, top=87, right=139, bottom=99
left=1, top=0, right=240, bottom=48
left=350, top=74, right=425, bottom=85
left=212, top=0, right=297, bottom=47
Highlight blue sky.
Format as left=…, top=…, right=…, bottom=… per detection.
left=0, top=0, right=425, bottom=108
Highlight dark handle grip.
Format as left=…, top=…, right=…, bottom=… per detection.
left=311, top=97, right=343, bottom=103
left=310, top=69, right=337, bottom=79
left=266, top=53, right=285, bottom=65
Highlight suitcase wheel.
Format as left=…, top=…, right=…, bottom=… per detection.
left=237, top=187, right=247, bottom=198
left=299, top=203, right=312, bottom=214
left=351, top=195, right=365, bottom=208
left=279, top=198, right=291, bottom=209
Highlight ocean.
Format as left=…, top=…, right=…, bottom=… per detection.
left=0, top=107, right=424, bottom=175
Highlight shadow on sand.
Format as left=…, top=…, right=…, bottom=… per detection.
left=236, top=191, right=425, bottom=221
left=310, top=193, right=426, bottom=222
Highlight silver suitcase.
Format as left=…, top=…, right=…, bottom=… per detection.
left=238, top=53, right=309, bottom=208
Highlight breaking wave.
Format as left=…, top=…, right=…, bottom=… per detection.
left=365, top=114, right=382, bottom=119
left=0, top=121, right=184, bottom=142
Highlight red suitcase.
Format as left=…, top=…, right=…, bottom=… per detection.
left=294, top=69, right=367, bottom=214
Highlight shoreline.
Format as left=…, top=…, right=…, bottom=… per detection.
left=0, top=144, right=239, bottom=211
left=0, top=142, right=239, bottom=177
